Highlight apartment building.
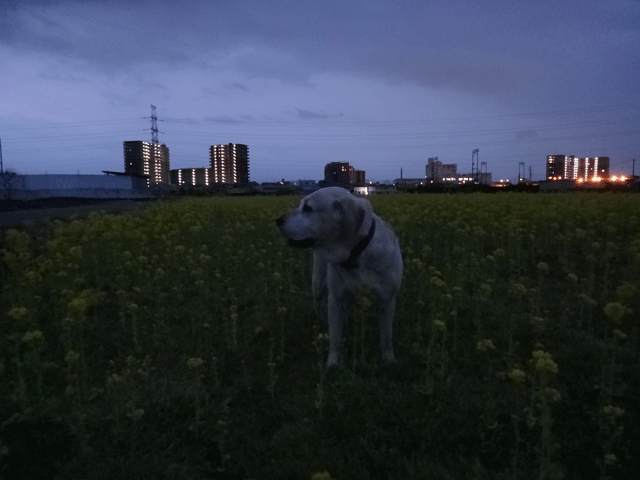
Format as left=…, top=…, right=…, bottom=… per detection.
left=123, top=141, right=170, bottom=185
left=209, top=143, right=250, bottom=184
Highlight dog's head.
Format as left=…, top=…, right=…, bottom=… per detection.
left=275, top=187, right=369, bottom=250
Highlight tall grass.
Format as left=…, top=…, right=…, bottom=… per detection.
left=1, top=193, right=638, bottom=479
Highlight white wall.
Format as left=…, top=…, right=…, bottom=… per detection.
left=24, top=174, right=134, bottom=190
left=1, top=174, right=151, bottom=200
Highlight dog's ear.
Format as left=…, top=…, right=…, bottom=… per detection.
left=334, top=197, right=366, bottom=241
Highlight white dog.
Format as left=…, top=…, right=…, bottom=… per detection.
left=276, top=187, right=403, bottom=366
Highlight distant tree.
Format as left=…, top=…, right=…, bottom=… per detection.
left=1, top=171, right=22, bottom=200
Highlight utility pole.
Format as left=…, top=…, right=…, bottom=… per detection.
left=150, top=105, right=159, bottom=144
left=472, top=149, right=479, bottom=183
left=518, top=162, right=525, bottom=183
left=0, top=138, right=3, bottom=174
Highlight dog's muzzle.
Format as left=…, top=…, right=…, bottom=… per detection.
left=275, top=216, right=316, bottom=248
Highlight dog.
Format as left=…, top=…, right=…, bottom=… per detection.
left=276, top=186, right=403, bottom=366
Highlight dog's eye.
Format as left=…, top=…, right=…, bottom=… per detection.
left=302, top=203, right=313, bottom=213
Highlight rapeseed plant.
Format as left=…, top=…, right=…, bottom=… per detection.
left=2, top=193, right=640, bottom=479
left=476, top=338, right=495, bottom=353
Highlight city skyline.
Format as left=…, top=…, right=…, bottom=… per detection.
left=1, top=0, right=639, bottom=183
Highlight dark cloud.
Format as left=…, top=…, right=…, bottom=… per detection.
left=294, top=109, right=344, bottom=121
left=3, top=0, right=639, bottom=100
left=203, top=115, right=253, bottom=124
left=515, top=130, right=540, bottom=142
left=1, top=0, right=639, bottom=182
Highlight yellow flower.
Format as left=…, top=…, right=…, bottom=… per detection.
left=603, top=405, right=625, bottom=419
left=511, top=283, right=527, bottom=297
left=8, top=307, right=28, bottom=322
left=433, top=319, right=446, bottom=332
left=126, top=408, right=145, bottom=421
left=507, top=368, right=526, bottom=384
left=603, top=302, right=629, bottom=323
left=68, top=289, right=96, bottom=317
left=531, top=350, right=558, bottom=374
left=65, top=350, right=80, bottom=366
left=530, top=316, right=546, bottom=329
left=22, top=330, right=45, bottom=348
left=478, top=283, right=492, bottom=298
left=615, top=282, right=636, bottom=302
left=477, top=338, right=495, bottom=353
left=537, top=262, right=549, bottom=273
left=187, top=357, right=204, bottom=370
left=106, top=373, right=125, bottom=387
left=613, top=329, right=628, bottom=342
left=311, top=472, right=336, bottom=480
left=542, top=387, right=562, bottom=403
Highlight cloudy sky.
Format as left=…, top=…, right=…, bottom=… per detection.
left=1, top=0, right=639, bottom=183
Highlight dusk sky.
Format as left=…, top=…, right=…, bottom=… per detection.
left=1, top=0, right=639, bottom=183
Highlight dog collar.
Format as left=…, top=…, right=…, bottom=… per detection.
left=340, top=219, right=376, bottom=270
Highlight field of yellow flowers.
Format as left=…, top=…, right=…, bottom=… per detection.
left=1, top=193, right=639, bottom=479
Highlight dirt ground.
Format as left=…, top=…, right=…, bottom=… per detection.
left=0, top=199, right=154, bottom=228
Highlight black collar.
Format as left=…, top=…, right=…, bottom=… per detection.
left=340, top=219, right=376, bottom=270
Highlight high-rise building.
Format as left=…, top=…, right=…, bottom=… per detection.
left=123, top=141, right=170, bottom=185
left=209, top=143, right=249, bottom=184
left=546, top=155, right=566, bottom=180
left=546, top=155, right=610, bottom=181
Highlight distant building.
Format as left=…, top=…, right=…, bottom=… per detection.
left=170, top=168, right=212, bottom=187
left=123, top=141, right=171, bottom=185
left=324, top=162, right=351, bottom=186
left=324, top=162, right=366, bottom=186
left=210, top=143, right=249, bottom=184
left=454, top=172, right=492, bottom=184
left=426, top=157, right=492, bottom=184
left=546, top=155, right=566, bottom=180
left=546, top=155, right=610, bottom=181
left=426, top=157, right=457, bottom=183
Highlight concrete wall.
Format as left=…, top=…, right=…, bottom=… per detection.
left=24, top=174, right=134, bottom=190
left=1, top=174, right=151, bottom=200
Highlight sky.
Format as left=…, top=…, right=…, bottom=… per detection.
left=1, top=0, right=639, bottom=183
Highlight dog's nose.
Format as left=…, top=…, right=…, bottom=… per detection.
left=275, top=216, right=284, bottom=227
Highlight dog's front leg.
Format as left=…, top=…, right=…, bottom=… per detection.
left=378, top=295, right=397, bottom=363
left=326, top=275, right=350, bottom=367
left=312, top=254, right=328, bottom=324
left=326, top=292, right=349, bottom=366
